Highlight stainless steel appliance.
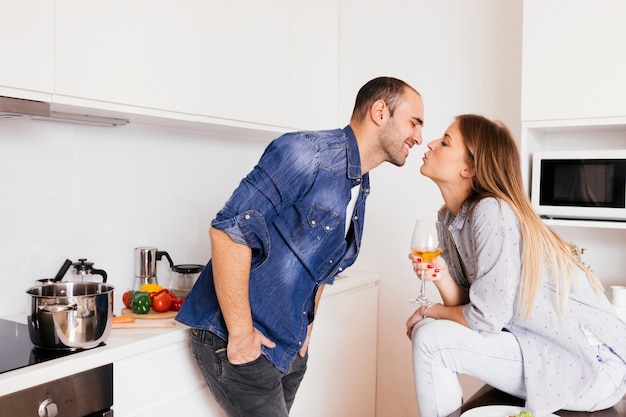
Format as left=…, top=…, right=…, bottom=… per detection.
left=0, top=319, right=113, bottom=416
left=134, top=247, right=173, bottom=290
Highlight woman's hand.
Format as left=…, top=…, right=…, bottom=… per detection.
left=405, top=303, right=434, bottom=340
left=408, top=252, right=448, bottom=283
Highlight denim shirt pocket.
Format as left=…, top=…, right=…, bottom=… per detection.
left=292, top=204, right=341, bottom=254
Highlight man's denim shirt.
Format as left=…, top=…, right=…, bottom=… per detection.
left=176, top=126, right=370, bottom=372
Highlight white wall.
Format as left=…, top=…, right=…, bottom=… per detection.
left=0, top=119, right=268, bottom=316
left=338, top=1, right=523, bottom=415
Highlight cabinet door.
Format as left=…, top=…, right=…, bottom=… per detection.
left=197, top=0, right=290, bottom=127
left=0, top=0, right=54, bottom=97
left=289, top=0, right=339, bottom=130
left=114, top=339, right=225, bottom=416
left=290, top=283, right=378, bottom=417
left=522, top=0, right=626, bottom=121
left=55, top=0, right=199, bottom=114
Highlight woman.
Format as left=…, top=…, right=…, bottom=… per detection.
left=406, top=114, right=626, bottom=417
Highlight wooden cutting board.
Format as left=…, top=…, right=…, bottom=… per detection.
left=121, top=307, right=178, bottom=320
left=112, top=320, right=178, bottom=329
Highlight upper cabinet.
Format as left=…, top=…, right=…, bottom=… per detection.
left=0, top=1, right=338, bottom=132
left=0, top=0, right=54, bottom=100
left=287, top=0, right=339, bottom=130
left=55, top=0, right=200, bottom=115
left=521, top=2, right=626, bottom=285
left=521, top=0, right=626, bottom=121
left=196, top=0, right=290, bottom=127
left=196, top=0, right=338, bottom=130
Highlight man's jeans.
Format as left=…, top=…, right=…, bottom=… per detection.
left=191, top=329, right=308, bottom=417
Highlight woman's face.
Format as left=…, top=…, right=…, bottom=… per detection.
left=420, top=119, right=473, bottom=185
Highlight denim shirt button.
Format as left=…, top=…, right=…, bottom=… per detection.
left=311, top=220, right=316, bottom=225
left=298, top=341, right=302, bottom=346
left=245, top=214, right=250, bottom=220
left=338, top=267, right=343, bottom=272
left=328, top=259, right=333, bottom=264
left=325, top=226, right=330, bottom=231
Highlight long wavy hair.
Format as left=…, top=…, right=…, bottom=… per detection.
left=455, top=114, right=602, bottom=318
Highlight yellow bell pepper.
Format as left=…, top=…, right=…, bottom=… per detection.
left=139, top=283, right=163, bottom=293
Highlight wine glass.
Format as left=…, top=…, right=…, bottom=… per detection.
left=409, top=219, right=442, bottom=305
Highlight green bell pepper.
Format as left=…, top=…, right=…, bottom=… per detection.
left=130, top=291, right=152, bottom=314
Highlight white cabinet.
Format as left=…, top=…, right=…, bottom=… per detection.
left=288, top=0, right=339, bottom=130
left=114, top=337, right=226, bottom=417
left=113, top=272, right=379, bottom=417
left=55, top=0, right=200, bottom=114
left=196, top=0, right=290, bottom=127
left=0, top=0, right=54, bottom=100
left=521, top=0, right=626, bottom=121
left=521, top=2, right=626, bottom=285
left=197, top=0, right=339, bottom=130
left=520, top=119, right=626, bottom=284
left=290, top=272, right=379, bottom=417
left=1, top=1, right=339, bottom=132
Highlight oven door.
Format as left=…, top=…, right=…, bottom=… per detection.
left=0, top=363, right=113, bottom=417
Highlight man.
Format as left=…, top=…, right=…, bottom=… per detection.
left=176, top=76, right=424, bottom=417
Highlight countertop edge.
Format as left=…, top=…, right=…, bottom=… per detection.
left=0, top=270, right=380, bottom=396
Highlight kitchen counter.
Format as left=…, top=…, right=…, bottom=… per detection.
left=0, top=269, right=380, bottom=411
left=0, top=313, right=190, bottom=397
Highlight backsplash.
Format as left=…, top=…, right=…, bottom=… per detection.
left=0, top=118, right=267, bottom=316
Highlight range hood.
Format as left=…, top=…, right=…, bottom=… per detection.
left=0, top=96, right=128, bottom=126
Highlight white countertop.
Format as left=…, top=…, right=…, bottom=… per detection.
left=0, top=314, right=190, bottom=396
left=0, top=270, right=379, bottom=397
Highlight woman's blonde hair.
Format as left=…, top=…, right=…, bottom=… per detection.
left=455, top=114, right=602, bottom=318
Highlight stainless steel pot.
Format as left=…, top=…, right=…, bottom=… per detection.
left=26, top=282, right=114, bottom=350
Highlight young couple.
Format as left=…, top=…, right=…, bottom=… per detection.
left=177, top=74, right=624, bottom=417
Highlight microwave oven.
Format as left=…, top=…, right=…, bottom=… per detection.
left=530, top=149, right=626, bottom=221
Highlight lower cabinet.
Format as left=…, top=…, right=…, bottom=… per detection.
left=113, top=272, right=379, bottom=416
left=113, top=338, right=225, bottom=417
left=290, top=274, right=379, bottom=417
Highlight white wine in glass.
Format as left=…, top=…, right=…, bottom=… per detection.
left=409, top=219, right=441, bottom=305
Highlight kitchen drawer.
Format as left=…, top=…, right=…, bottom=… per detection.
left=113, top=339, right=207, bottom=415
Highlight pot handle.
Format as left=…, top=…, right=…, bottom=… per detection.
left=40, top=304, right=78, bottom=313
left=92, top=268, right=108, bottom=283
left=53, top=259, right=73, bottom=282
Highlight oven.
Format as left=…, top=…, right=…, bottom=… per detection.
left=0, top=319, right=113, bottom=416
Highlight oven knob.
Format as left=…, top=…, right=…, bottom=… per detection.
left=38, top=398, right=58, bottom=417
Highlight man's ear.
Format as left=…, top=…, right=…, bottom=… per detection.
left=371, top=99, right=387, bottom=126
